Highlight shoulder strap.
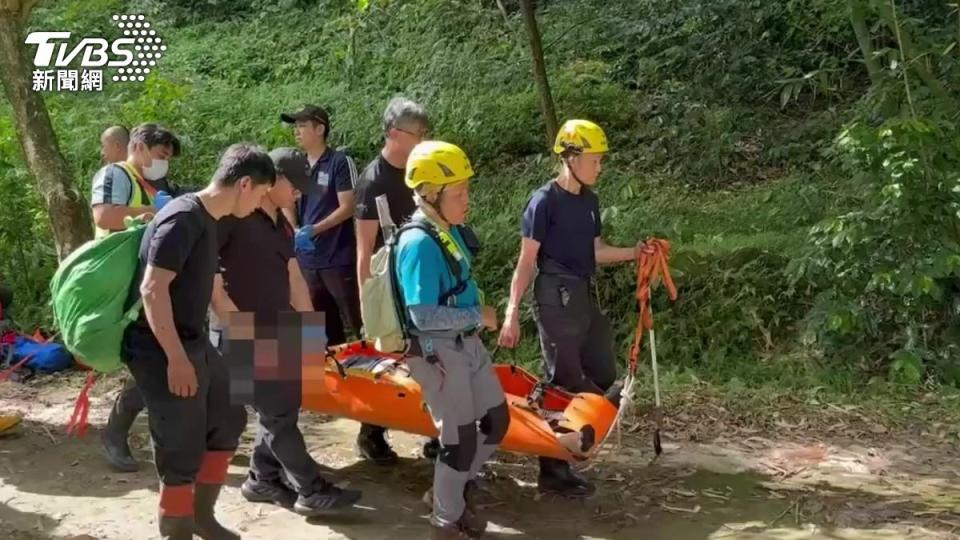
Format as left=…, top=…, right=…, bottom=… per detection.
left=117, top=162, right=158, bottom=205
left=394, top=220, right=468, bottom=306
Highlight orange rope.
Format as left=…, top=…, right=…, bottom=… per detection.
left=629, top=239, right=678, bottom=374
left=0, top=354, right=34, bottom=382
left=66, top=372, right=97, bottom=437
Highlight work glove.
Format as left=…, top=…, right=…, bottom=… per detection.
left=295, top=226, right=316, bottom=253
left=154, top=191, right=173, bottom=211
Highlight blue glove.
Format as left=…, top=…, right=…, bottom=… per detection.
left=154, top=191, right=173, bottom=211
left=295, top=226, right=315, bottom=253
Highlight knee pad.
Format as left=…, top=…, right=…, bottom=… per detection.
left=438, top=424, right=478, bottom=472
left=478, top=402, right=510, bottom=445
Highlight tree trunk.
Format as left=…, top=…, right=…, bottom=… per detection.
left=519, top=0, right=559, bottom=148
left=0, top=7, right=93, bottom=260
left=875, top=0, right=955, bottom=106
left=849, top=0, right=882, bottom=86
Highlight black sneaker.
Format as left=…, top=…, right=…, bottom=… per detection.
left=241, top=478, right=297, bottom=509
left=356, top=425, right=398, bottom=465
left=294, top=483, right=363, bottom=517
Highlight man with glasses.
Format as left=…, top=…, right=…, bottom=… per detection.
left=354, top=97, right=435, bottom=464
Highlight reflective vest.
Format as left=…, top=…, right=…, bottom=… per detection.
left=94, top=162, right=158, bottom=239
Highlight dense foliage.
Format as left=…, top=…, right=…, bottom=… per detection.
left=1, top=0, right=958, bottom=390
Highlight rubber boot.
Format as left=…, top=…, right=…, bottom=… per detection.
left=158, top=514, right=195, bottom=540
left=538, top=457, right=595, bottom=498
left=356, top=423, right=398, bottom=465
left=194, top=483, right=240, bottom=540
left=101, top=393, right=139, bottom=472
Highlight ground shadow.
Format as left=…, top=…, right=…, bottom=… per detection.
left=0, top=501, right=87, bottom=540
left=0, top=417, right=159, bottom=499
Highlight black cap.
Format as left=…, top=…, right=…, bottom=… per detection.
left=269, top=147, right=316, bottom=194
left=280, top=104, right=330, bottom=128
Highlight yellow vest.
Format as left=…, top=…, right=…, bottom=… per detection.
left=94, top=162, right=155, bottom=239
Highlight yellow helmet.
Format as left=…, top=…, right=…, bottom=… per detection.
left=552, top=119, right=609, bottom=155
left=405, top=141, right=475, bottom=190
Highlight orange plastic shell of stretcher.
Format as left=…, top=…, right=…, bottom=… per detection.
left=301, top=342, right=619, bottom=461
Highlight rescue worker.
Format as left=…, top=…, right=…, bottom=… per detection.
left=395, top=141, right=510, bottom=539
left=93, top=123, right=180, bottom=473
left=281, top=105, right=361, bottom=346
left=121, top=143, right=274, bottom=539
left=211, top=147, right=362, bottom=515
left=354, top=96, right=436, bottom=463
left=498, top=120, right=637, bottom=498
left=100, top=125, right=130, bottom=164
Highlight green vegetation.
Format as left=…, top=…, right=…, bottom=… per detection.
left=1, top=0, right=958, bottom=405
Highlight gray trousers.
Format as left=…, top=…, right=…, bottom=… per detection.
left=406, top=334, right=510, bottom=527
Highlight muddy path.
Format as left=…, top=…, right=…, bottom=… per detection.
left=2, top=371, right=959, bottom=540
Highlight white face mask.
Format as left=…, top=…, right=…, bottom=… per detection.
left=143, top=158, right=169, bottom=181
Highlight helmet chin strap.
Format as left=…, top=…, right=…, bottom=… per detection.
left=423, top=187, right=452, bottom=227
left=564, top=155, right=587, bottom=189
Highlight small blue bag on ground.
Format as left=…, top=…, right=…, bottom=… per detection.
left=13, top=335, right=74, bottom=373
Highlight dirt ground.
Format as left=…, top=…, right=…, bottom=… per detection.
left=2, top=371, right=959, bottom=540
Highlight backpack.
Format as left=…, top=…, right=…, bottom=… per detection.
left=360, top=218, right=470, bottom=353
left=50, top=216, right=148, bottom=373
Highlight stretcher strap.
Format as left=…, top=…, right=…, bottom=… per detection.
left=66, top=372, right=97, bottom=437
left=628, top=238, right=678, bottom=375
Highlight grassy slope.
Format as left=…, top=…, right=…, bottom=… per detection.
left=6, top=0, right=947, bottom=408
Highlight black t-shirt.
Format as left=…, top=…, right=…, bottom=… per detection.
left=522, top=181, right=602, bottom=279
left=217, top=208, right=295, bottom=317
left=354, top=154, right=417, bottom=250
left=123, top=194, right=219, bottom=358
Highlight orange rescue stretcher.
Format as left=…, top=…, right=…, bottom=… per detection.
left=301, top=341, right=619, bottom=462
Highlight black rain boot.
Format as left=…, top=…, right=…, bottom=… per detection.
left=101, top=393, right=140, bottom=472
left=158, top=514, right=195, bottom=540
left=537, top=457, right=595, bottom=498
left=356, top=424, right=398, bottom=465
left=194, top=483, right=240, bottom=540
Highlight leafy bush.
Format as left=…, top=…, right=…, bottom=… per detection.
left=790, top=118, right=960, bottom=385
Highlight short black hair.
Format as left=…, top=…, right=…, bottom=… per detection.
left=129, top=123, right=181, bottom=157
left=212, top=143, right=276, bottom=188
